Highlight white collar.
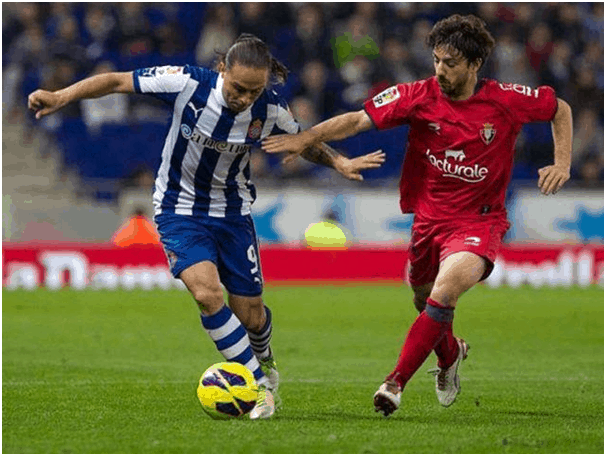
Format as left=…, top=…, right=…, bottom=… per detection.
left=215, top=74, right=228, bottom=108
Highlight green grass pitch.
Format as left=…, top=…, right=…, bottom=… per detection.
left=3, top=285, right=603, bottom=453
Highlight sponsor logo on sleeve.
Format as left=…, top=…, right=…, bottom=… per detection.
left=372, top=86, right=400, bottom=108
left=141, top=68, right=156, bottom=77
left=498, top=83, right=539, bottom=98
left=155, top=66, right=184, bottom=76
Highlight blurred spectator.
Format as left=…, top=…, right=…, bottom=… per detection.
left=122, top=165, right=155, bottom=190
left=551, top=3, right=584, bottom=53
left=295, top=60, right=344, bottom=118
left=236, top=3, right=270, bottom=41
left=290, top=96, right=320, bottom=131
left=112, top=2, right=155, bottom=65
left=4, top=24, right=48, bottom=119
left=82, top=4, right=117, bottom=62
left=49, top=14, right=89, bottom=74
left=526, top=23, right=553, bottom=76
left=477, top=3, right=502, bottom=37
left=195, top=4, right=237, bottom=66
left=545, top=39, right=574, bottom=95
left=2, top=3, right=43, bottom=51
left=580, top=2, right=604, bottom=44
left=286, top=3, right=332, bottom=71
left=154, top=21, right=187, bottom=62
left=384, top=3, right=416, bottom=40
left=369, top=37, right=416, bottom=98
left=44, top=3, right=76, bottom=39
left=408, top=19, right=435, bottom=78
left=493, top=33, right=537, bottom=86
left=510, top=3, right=535, bottom=41
left=377, top=37, right=417, bottom=85
left=350, top=2, right=383, bottom=45
left=576, top=156, right=604, bottom=189
left=339, top=55, right=373, bottom=108
left=570, top=67, right=603, bottom=115
left=575, top=41, right=604, bottom=90
left=80, top=61, right=129, bottom=135
left=571, top=108, right=604, bottom=172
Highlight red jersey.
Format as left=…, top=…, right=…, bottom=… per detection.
left=363, top=77, right=558, bottom=223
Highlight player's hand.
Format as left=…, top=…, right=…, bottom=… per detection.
left=334, top=150, right=386, bottom=181
left=537, top=164, right=570, bottom=195
left=27, top=89, right=65, bottom=119
left=262, top=131, right=316, bottom=156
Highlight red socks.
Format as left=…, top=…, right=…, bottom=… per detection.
left=387, top=298, right=456, bottom=389
left=433, top=321, right=459, bottom=369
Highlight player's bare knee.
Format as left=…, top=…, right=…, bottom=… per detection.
left=413, top=295, right=427, bottom=313
left=412, top=284, right=432, bottom=313
left=240, top=301, right=266, bottom=332
left=192, top=287, right=224, bottom=315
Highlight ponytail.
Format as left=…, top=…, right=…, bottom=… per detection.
left=215, top=33, right=289, bottom=85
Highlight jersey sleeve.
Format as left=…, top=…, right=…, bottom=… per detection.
left=496, top=82, right=558, bottom=124
left=363, top=82, right=426, bottom=130
left=132, top=65, right=192, bottom=103
left=274, top=101, right=301, bottom=135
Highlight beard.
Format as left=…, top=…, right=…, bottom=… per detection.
left=438, top=77, right=465, bottom=98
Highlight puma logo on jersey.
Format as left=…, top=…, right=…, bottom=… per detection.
left=188, top=102, right=204, bottom=119
left=464, top=236, right=481, bottom=246
left=445, top=150, right=466, bottom=162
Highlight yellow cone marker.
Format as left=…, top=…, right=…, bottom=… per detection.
left=304, top=221, right=348, bottom=249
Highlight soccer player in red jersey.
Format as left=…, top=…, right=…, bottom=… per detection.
left=263, top=14, right=573, bottom=416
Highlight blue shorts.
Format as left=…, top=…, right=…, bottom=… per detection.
left=154, top=213, right=263, bottom=297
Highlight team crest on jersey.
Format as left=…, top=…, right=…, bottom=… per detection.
left=373, top=86, right=400, bottom=108
left=247, top=119, right=263, bottom=140
left=480, top=123, right=496, bottom=145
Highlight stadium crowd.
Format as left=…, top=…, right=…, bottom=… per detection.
left=3, top=2, right=604, bottom=195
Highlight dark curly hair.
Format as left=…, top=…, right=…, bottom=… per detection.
left=426, top=14, right=496, bottom=69
left=215, top=33, right=289, bottom=85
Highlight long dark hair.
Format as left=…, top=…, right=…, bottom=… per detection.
left=426, top=14, right=496, bottom=69
left=215, top=33, right=289, bottom=85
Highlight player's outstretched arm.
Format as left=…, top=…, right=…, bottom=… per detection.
left=297, top=143, right=385, bottom=181
left=262, top=110, right=374, bottom=156
left=538, top=98, right=572, bottom=195
left=28, top=72, right=134, bottom=119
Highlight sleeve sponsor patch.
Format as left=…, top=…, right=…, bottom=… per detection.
left=373, top=86, right=400, bottom=108
left=140, top=66, right=184, bottom=78
left=156, top=66, right=184, bottom=76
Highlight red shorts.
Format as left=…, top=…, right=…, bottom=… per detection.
left=407, top=218, right=510, bottom=287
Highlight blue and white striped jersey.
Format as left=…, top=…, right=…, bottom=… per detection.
left=133, top=65, right=300, bottom=218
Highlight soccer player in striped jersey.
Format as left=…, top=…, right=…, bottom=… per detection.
left=28, top=34, right=385, bottom=419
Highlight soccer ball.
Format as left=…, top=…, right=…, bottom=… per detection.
left=197, top=362, right=259, bottom=420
